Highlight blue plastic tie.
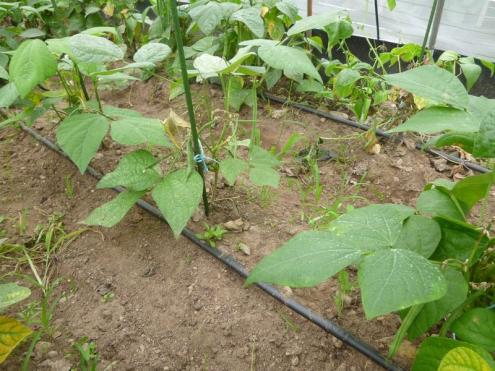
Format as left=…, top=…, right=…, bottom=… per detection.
left=194, top=153, right=209, bottom=173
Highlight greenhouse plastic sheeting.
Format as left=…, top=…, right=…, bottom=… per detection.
left=294, top=0, right=495, bottom=61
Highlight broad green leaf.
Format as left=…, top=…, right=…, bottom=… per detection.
left=413, top=337, right=495, bottom=371
left=325, top=18, right=353, bottom=48
left=452, top=172, right=495, bottom=213
left=474, top=110, right=495, bottom=158
left=249, top=145, right=280, bottom=167
left=239, top=39, right=278, bottom=48
left=393, top=215, right=441, bottom=258
left=0, top=65, right=8, bottom=80
left=0, top=316, right=32, bottom=364
left=417, top=189, right=464, bottom=221
left=387, top=0, right=397, bottom=10
left=246, top=231, right=363, bottom=287
left=9, top=39, right=57, bottom=98
left=451, top=308, right=495, bottom=352
left=152, top=169, right=203, bottom=238
left=0, top=83, right=19, bottom=108
left=460, top=61, right=482, bottom=92
left=97, top=150, right=161, bottom=191
left=81, top=27, right=119, bottom=37
left=84, top=191, right=145, bottom=227
left=193, top=53, right=228, bottom=79
left=406, top=268, right=468, bottom=340
left=46, top=37, right=72, bottom=57
left=426, top=132, right=476, bottom=153
left=189, top=2, right=223, bottom=35
left=287, top=11, right=341, bottom=36
left=133, top=42, right=171, bottom=65
left=468, top=95, right=495, bottom=123
left=110, top=116, right=171, bottom=147
left=265, top=68, right=282, bottom=90
left=258, top=45, right=322, bottom=83
left=359, top=248, right=447, bottom=319
left=439, top=347, right=492, bottom=371
left=249, top=165, right=280, bottom=188
left=102, top=105, right=143, bottom=119
left=328, top=204, right=415, bottom=250
left=432, top=216, right=489, bottom=262
left=388, top=107, right=480, bottom=134
left=275, top=1, right=299, bottom=22
left=69, top=34, right=124, bottom=64
left=0, top=283, right=31, bottom=312
left=230, top=7, right=264, bottom=38
left=19, top=28, right=45, bottom=39
left=383, top=65, right=469, bottom=109
left=56, top=113, right=109, bottom=173
left=219, top=158, right=247, bottom=186
left=334, top=69, right=361, bottom=98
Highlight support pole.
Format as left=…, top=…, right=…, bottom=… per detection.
left=428, top=0, right=445, bottom=51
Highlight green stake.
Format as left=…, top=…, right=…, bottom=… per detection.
left=167, top=0, right=210, bottom=215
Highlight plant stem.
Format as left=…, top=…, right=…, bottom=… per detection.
left=420, top=0, right=438, bottom=61
left=74, top=62, right=90, bottom=101
left=388, top=304, right=424, bottom=358
left=92, top=77, right=104, bottom=114
left=168, top=0, right=210, bottom=215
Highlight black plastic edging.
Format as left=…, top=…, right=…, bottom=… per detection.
left=20, top=123, right=402, bottom=371
left=263, top=92, right=491, bottom=174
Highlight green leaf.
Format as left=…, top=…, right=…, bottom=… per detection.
left=387, top=0, right=397, bottom=10
left=110, top=116, right=171, bottom=147
left=473, top=110, right=495, bottom=158
left=325, top=18, right=353, bottom=48
left=0, top=316, right=32, bottom=364
left=230, top=7, right=264, bottom=38
left=359, top=249, right=447, bottom=319
left=84, top=190, right=145, bottom=228
left=69, top=34, right=124, bottom=64
left=9, top=39, right=57, bottom=98
left=275, top=1, right=299, bottom=22
left=460, top=61, right=482, bottom=92
left=417, top=189, right=465, bottom=221
left=287, top=11, right=341, bottom=36
left=249, top=166, right=280, bottom=188
left=56, top=113, right=109, bottom=173
left=439, top=347, right=492, bottom=371
left=0, top=83, right=19, bottom=108
left=219, top=158, right=247, bottom=186
left=0, top=283, right=31, bottom=312
left=258, top=45, right=322, bottom=83
left=246, top=231, right=363, bottom=287
left=334, top=69, right=361, bottom=98
left=189, top=2, right=223, bottom=35
left=19, top=28, right=45, bottom=39
left=406, top=268, right=468, bottom=340
left=432, top=216, right=489, bottom=262
left=393, top=215, right=441, bottom=258
left=328, top=204, right=415, bottom=250
left=133, top=42, right=171, bottom=65
left=413, top=337, right=495, bottom=371
left=451, top=308, right=495, bottom=352
left=0, top=65, right=8, bottom=80
left=388, top=107, right=480, bottom=134
left=152, top=169, right=203, bottom=238
left=193, top=53, right=228, bottom=79
left=426, top=132, right=476, bottom=153
left=383, top=65, right=469, bottom=109
left=452, top=172, right=495, bottom=213
left=97, top=150, right=161, bottom=191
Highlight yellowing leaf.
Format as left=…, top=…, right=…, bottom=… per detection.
left=0, top=316, right=32, bottom=364
left=260, top=6, right=269, bottom=17
left=438, top=347, right=492, bottom=371
left=103, top=2, right=115, bottom=17
left=414, top=95, right=428, bottom=110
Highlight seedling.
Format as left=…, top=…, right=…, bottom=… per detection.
left=196, top=223, right=227, bottom=248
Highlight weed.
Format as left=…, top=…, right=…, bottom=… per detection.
left=73, top=338, right=100, bottom=371
left=64, top=175, right=75, bottom=199
left=196, top=223, right=227, bottom=248
left=334, top=270, right=356, bottom=315
left=278, top=312, right=300, bottom=334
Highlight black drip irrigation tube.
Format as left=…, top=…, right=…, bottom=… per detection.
left=21, top=123, right=402, bottom=371
left=263, top=92, right=491, bottom=174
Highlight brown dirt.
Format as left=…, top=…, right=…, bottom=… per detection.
left=1, top=78, right=478, bottom=370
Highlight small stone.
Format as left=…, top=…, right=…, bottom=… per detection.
left=369, top=143, right=381, bottom=155
left=282, top=286, right=293, bottom=297
left=343, top=295, right=353, bottom=306
left=192, top=209, right=205, bottom=222
left=271, top=109, right=287, bottom=119
left=47, top=350, right=59, bottom=359
left=223, top=218, right=244, bottom=232
left=397, top=340, right=417, bottom=361
left=291, top=356, right=300, bottom=366
left=332, top=337, right=343, bottom=349
left=34, top=341, right=53, bottom=359
left=193, top=300, right=203, bottom=311
left=94, top=153, right=104, bottom=160
left=329, top=111, right=349, bottom=120
left=431, top=158, right=448, bottom=172
left=320, top=117, right=326, bottom=123
left=238, top=243, right=251, bottom=256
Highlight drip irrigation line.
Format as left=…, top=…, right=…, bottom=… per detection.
left=374, top=0, right=380, bottom=41
left=263, top=92, right=491, bottom=174
left=20, top=123, right=402, bottom=371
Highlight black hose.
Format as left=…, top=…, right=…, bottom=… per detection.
left=263, top=92, right=491, bottom=174
left=20, top=124, right=402, bottom=371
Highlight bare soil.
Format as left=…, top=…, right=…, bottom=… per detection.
left=1, top=78, right=478, bottom=370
